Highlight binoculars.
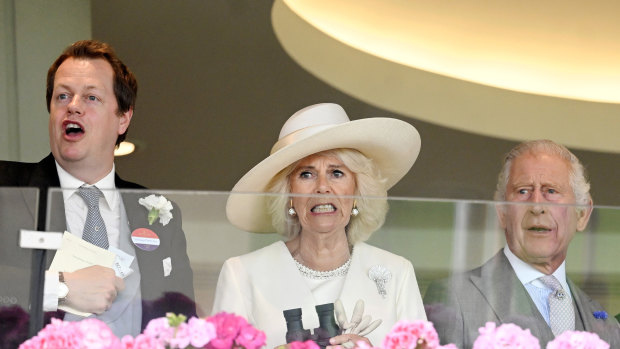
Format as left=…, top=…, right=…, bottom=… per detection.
left=283, top=303, right=342, bottom=349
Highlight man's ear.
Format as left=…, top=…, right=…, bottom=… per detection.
left=117, top=108, right=133, bottom=135
left=576, top=198, right=593, bottom=232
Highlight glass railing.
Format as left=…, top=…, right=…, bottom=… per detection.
left=1, top=188, right=618, bottom=345
left=0, top=187, right=39, bottom=311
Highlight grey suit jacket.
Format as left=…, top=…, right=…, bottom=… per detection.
left=423, top=250, right=620, bottom=349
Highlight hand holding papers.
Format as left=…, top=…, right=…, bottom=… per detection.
left=49, top=232, right=134, bottom=316
left=109, top=246, right=135, bottom=279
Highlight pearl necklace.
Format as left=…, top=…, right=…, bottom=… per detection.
left=294, top=257, right=352, bottom=280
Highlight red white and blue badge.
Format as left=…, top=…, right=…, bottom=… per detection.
left=131, top=228, right=160, bottom=251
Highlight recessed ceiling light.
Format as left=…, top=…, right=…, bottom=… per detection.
left=114, top=141, right=136, bottom=157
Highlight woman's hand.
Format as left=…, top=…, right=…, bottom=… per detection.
left=327, top=333, right=371, bottom=349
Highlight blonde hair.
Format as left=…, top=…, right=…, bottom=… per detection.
left=494, top=140, right=591, bottom=209
left=266, top=149, right=388, bottom=245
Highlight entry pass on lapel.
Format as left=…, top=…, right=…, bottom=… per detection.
left=131, top=228, right=160, bottom=251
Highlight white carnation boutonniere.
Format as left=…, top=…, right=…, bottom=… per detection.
left=138, top=195, right=173, bottom=226
left=368, top=265, right=392, bottom=298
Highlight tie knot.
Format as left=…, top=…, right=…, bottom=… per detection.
left=539, top=275, right=563, bottom=291
left=540, top=274, right=569, bottom=301
left=539, top=275, right=564, bottom=291
left=78, top=185, right=102, bottom=207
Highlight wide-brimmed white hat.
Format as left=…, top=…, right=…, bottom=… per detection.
left=226, top=103, right=421, bottom=233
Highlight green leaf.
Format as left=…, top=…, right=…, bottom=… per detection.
left=148, top=208, right=159, bottom=225
left=166, top=312, right=187, bottom=327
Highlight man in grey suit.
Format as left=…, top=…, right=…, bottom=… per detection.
left=424, top=140, right=620, bottom=348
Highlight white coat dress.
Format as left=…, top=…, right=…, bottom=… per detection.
left=212, top=241, right=426, bottom=348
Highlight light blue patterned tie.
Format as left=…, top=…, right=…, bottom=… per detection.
left=78, top=185, right=109, bottom=249
left=539, top=275, right=575, bottom=336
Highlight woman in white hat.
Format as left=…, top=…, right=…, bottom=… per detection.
left=213, top=103, right=426, bottom=348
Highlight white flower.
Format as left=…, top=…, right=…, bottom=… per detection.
left=138, top=195, right=173, bottom=226
left=368, top=265, right=391, bottom=298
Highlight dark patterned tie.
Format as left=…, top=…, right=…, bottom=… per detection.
left=77, top=185, right=109, bottom=249
left=539, top=275, right=575, bottom=336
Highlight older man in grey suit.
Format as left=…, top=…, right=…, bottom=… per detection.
left=424, top=140, right=620, bottom=348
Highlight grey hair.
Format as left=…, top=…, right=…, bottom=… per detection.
left=494, top=140, right=591, bottom=208
left=266, top=149, right=389, bottom=245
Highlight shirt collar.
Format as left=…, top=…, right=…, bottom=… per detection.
left=503, top=245, right=570, bottom=292
left=55, top=161, right=117, bottom=208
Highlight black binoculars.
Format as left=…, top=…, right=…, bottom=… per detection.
left=283, top=303, right=342, bottom=349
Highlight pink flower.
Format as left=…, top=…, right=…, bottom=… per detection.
left=289, top=340, right=321, bottom=349
left=21, top=312, right=262, bottom=349
left=546, top=331, right=610, bottom=349
left=19, top=318, right=83, bottom=349
left=121, top=335, right=135, bottom=349
left=187, top=317, right=217, bottom=348
left=77, top=318, right=122, bottom=349
left=206, top=312, right=266, bottom=349
left=132, top=333, right=166, bottom=349
left=235, top=323, right=267, bottom=349
left=472, top=322, right=540, bottom=349
left=143, top=316, right=175, bottom=345
left=19, top=317, right=125, bottom=349
left=207, top=335, right=234, bottom=349
left=206, top=313, right=242, bottom=349
left=383, top=320, right=443, bottom=349
left=170, top=322, right=192, bottom=348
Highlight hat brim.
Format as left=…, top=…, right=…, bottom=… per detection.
left=226, top=117, right=421, bottom=233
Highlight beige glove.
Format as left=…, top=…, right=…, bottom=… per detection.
left=334, top=299, right=382, bottom=347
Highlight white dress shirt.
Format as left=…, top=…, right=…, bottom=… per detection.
left=43, top=162, right=121, bottom=310
left=503, top=245, right=572, bottom=325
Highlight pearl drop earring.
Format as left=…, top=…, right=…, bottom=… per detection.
left=351, top=200, right=359, bottom=217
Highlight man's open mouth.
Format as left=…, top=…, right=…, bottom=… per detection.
left=64, top=122, right=84, bottom=135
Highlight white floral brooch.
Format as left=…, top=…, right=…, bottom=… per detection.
left=368, top=265, right=391, bottom=298
left=138, top=195, right=173, bottom=226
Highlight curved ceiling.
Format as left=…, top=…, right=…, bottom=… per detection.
left=272, top=0, right=620, bottom=153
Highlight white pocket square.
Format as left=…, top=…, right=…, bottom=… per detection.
left=163, top=257, right=172, bottom=277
